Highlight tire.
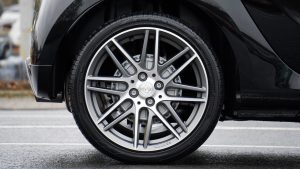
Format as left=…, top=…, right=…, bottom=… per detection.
left=66, top=15, right=223, bottom=163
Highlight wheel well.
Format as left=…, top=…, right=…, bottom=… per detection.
left=59, top=0, right=237, bottom=113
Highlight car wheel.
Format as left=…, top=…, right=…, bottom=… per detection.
left=67, top=15, right=223, bottom=163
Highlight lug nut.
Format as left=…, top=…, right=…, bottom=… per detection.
left=129, top=88, right=139, bottom=98
left=138, top=72, right=148, bottom=81
left=146, top=97, right=155, bottom=106
left=134, top=57, right=140, bottom=62
left=155, top=81, right=164, bottom=90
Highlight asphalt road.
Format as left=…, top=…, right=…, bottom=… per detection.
left=0, top=109, right=300, bottom=169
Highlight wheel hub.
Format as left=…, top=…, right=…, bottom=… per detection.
left=137, top=79, right=156, bottom=98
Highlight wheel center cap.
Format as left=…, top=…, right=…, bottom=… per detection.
left=137, top=79, right=156, bottom=98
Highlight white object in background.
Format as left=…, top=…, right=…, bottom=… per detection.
left=0, top=5, right=20, bottom=26
left=19, top=0, right=34, bottom=59
left=0, top=4, right=21, bottom=46
left=9, top=17, right=20, bottom=46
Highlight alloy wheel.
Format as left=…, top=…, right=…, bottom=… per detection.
left=84, top=27, right=209, bottom=151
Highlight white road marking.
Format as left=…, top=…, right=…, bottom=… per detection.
left=0, top=115, right=72, bottom=118
left=0, top=143, right=299, bottom=150
left=0, top=125, right=77, bottom=129
left=0, top=125, right=299, bottom=131
left=215, top=126, right=300, bottom=131
left=202, top=145, right=300, bottom=149
left=0, top=143, right=90, bottom=146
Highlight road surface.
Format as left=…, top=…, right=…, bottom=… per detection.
left=0, top=109, right=300, bottom=169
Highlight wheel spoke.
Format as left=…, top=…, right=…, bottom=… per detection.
left=86, top=76, right=128, bottom=83
left=133, top=108, right=140, bottom=148
left=112, top=38, right=141, bottom=71
left=150, top=107, right=180, bottom=139
left=87, top=86, right=124, bottom=96
left=164, top=54, right=197, bottom=83
left=105, top=46, right=130, bottom=77
left=164, top=102, right=187, bottom=133
left=140, top=30, right=150, bottom=69
left=143, top=111, right=153, bottom=148
left=159, top=47, right=190, bottom=72
left=164, top=96, right=206, bottom=103
left=169, top=82, right=206, bottom=92
left=97, top=97, right=126, bottom=124
left=153, top=29, right=160, bottom=71
left=104, top=108, right=133, bottom=131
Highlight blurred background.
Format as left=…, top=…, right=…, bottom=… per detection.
left=0, top=0, right=64, bottom=110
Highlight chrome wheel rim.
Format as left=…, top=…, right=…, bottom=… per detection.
left=84, top=27, right=209, bottom=151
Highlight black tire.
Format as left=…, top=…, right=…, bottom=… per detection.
left=66, top=15, right=223, bottom=163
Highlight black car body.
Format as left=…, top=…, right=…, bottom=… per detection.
left=25, top=0, right=300, bottom=163
left=27, top=0, right=300, bottom=121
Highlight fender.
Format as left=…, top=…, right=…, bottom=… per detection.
left=32, top=0, right=272, bottom=65
left=31, top=0, right=102, bottom=65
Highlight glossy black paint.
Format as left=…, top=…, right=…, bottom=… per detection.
left=27, top=0, right=300, bottom=121
left=244, top=0, right=300, bottom=74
